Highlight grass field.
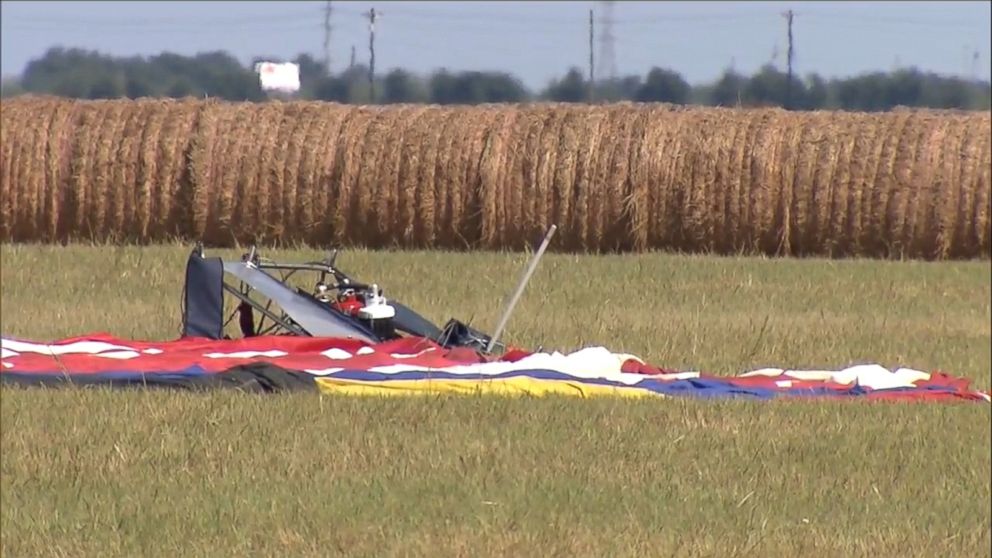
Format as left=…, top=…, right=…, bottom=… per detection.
left=1, top=244, right=990, bottom=556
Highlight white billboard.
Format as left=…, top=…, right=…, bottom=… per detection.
left=254, top=62, right=301, bottom=94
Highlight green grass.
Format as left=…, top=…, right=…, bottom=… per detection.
left=2, top=244, right=990, bottom=557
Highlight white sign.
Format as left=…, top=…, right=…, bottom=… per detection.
left=254, top=61, right=301, bottom=94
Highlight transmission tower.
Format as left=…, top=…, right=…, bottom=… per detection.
left=597, top=1, right=617, bottom=81
left=322, top=0, right=333, bottom=74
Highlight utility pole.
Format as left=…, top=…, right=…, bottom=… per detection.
left=588, top=8, right=595, bottom=103
left=322, top=0, right=332, bottom=74
left=783, top=9, right=794, bottom=110
left=367, top=7, right=377, bottom=103
left=349, top=45, right=356, bottom=69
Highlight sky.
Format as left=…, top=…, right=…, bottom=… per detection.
left=1, top=1, right=990, bottom=88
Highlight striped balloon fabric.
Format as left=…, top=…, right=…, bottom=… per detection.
left=1, top=335, right=988, bottom=403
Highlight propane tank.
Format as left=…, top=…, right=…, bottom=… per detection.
left=357, top=284, right=397, bottom=338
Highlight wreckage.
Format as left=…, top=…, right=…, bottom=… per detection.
left=182, top=226, right=559, bottom=355
left=2, top=224, right=988, bottom=402
left=182, top=243, right=498, bottom=352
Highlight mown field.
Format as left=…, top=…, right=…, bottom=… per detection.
left=1, top=244, right=990, bottom=557
left=2, top=98, right=989, bottom=258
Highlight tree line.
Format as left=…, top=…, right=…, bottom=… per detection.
left=2, top=47, right=989, bottom=111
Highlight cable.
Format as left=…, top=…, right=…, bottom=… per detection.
left=794, top=10, right=983, bottom=28
left=3, top=22, right=322, bottom=32
left=353, top=4, right=589, bottom=26
left=1, top=9, right=323, bottom=27
left=4, top=6, right=983, bottom=32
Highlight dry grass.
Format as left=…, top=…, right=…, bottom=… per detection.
left=1, top=244, right=990, bottom=556
left=1, top=97, right=989, bottom=258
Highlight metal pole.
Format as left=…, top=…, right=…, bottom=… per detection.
left=368, top=7, right=376, bottom=103
left=784, top=9, right=794, bottom=110
left=485, top=225, right=557, bottom=354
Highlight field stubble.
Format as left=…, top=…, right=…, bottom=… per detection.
left=1, top=97, right=989, bottom=259
left=1, top=244, right=990, bottom=556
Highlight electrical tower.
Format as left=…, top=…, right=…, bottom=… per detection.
left=323, top=0, right=332, bottom=74
left=597, top=1, right=617, bottom=81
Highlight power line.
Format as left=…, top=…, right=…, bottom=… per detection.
left=353, top=4, right=587, bottom=26
left=790, top=10, right=981, bottom=28
left=0, top=7, right=764, bottom=29
left=1, top=21, right=322, bottom=34
left=611, top=11, right=782, bottom=24
left=2, top=10, right=324, bottom=27
left=360, top=35, right=561, bottom=59
left=4, top=7, right=982, bottom=31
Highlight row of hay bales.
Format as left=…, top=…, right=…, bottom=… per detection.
left=1, top=96, right=989, bottom=258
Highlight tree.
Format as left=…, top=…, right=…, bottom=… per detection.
left=709, top=69, right=746, bottom=107
left=595, top=75, right=642, bottom=102
left=382, top=68, right=427, bottom=103
left=743, top=64, right=808, bottom=108
left=834, top=72, right=887, bottom=111
left=166, top=78, right=194, bottom=99
left=471, top=72, right=528, bottom=103
left=885, top=68, right=923, bottom=108
left=428, top=69, right=458, bottom=104
left=313, top=65, right=371, bottom=103
left=803, top=73, right=828, bottom=110
left=8, top=47, right=991, bottom=111
left=445, top=71, right=485, bottom=104
left=21, top=47, right=119, bottom=98
left=635, top=67, right=690, bottom=104
left=428, top=70, right=528, bottom=104
left=179, top=51, right=263, bottom=100
left=919, top=73, right=972, bottom=109
left=90, top=73, right=125, bottom=99
left=542, top=67, right=587, bottom=102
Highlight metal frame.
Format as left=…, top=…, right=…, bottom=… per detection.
left=220, top=282, right=307, bottom=337
left=180, top=241, right=542, bottom=355
left=218, top=247, right=376, bottom=339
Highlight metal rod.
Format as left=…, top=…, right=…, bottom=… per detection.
left=256, top=262, right=335, bottom=273
left=250, top=262, right=371, bottom=293
left=222, top=283, right=306, bottom=336
left=485, top=225, right=557, bottom=354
